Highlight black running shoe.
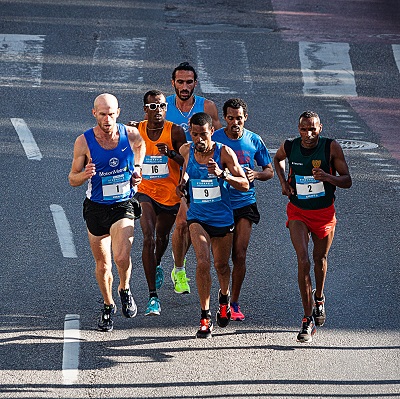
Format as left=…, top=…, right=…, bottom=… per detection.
left=119, top=289, right=137, bottom=318
left=312, top=289, right=326, bottom=326
left=297, top=316, right=316, bottom=343
left=216, top=290, right=231, bottom=328
left=196, top=318, right=213, bottom=338
left=98, top=304, right=116, bottom=332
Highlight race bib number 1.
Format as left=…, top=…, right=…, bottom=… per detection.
left=295, top=175, right=325, bottom=199
left=102, top=172, right=131, bottom=200
left=191, top=178, right=221, bottom=203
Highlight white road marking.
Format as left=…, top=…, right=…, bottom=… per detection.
left=11, top=118, right=42, bottom=160
left=196, top=39, right=252, bottom=94
left=299, top=41, right=357, bottom=97
left=392, top=45, right=400, bottom=73
left=0, top=34, right=45, bottom=87
left=62, top=314, right=80, bottom=385
left=90, top=37, right=146, bottom=89
left=50, top=204, right=77, bottom=258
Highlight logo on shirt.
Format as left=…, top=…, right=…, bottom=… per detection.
left=109, top=157, right=119, bottom=168
left=312, top=160, right=322, bottom=168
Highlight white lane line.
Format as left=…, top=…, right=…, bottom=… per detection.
left=10, top=118, right=43, bottom=160
left=299, top=41, right=357, bottom=97
left=196, top=39, right=252, bottom=94
left=50, top=204, right=77, bottom=258
left=0, top=34, right=45, bottom=87
left=62, top=314, right=80, bottom=385
left=90, top=37, right=146, bottom=89
left=392, top=45, right=400, bottom=73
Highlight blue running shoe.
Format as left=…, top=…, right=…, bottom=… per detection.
left=144, top=297, right=161, bottom=316
left=155, top=265, right=164, bottom=290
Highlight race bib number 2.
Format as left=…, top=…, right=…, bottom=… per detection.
left=295, top=175, right=325, bottom=199
left=191, top=178, right=221, bottom=203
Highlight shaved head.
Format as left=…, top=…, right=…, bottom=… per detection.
left=93, top=93, right=119, bottom=110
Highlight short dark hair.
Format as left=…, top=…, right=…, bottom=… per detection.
left=189, top=112, right=212, bottom=127
left=172, top=62, right=198, bottom=81
left=223, top=98, right=248, bottom=117
left=299, top=110, right=320, bottom=122
left=143, top=89, right=164, bottom=104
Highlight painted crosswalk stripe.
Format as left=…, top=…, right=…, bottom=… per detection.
left=0, top=34, right=45, bottom=87
left=62, top=314, right=80, bottom=385
left=50, top=204, right=77, bottom=258
left=392, top=45, right=400, bottom=74
left=90, top=38, right=146, bottom=89
left=11, top=118, right=43, bottom=160
left=299, top=42, right=357, bottom=97
left=196, top=39, right=252, bottom=94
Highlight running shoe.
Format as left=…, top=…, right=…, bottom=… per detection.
left=296, top=316, right=316, bottom=343
left=155, top=265, right=164, bottom=290
left=98, top=304, right=116, bottom=332
left=196, top=318, right=213, bottom=338
left=216, top=290, right=231, bottom=328
left=119, top=288, right=137, bottom=318
left=230, top=302, right=245, bottom=321
left=171, top=267, right=191, bottom=294
left=144, top=297, right=161, bottom=316
left=312, top=288, right=326, bottom=326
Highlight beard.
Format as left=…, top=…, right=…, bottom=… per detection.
left=176, top=87, right=194, bottom=101
left=194, top=142, right=207, bottom=152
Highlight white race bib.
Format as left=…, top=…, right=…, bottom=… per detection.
left=142, top=155, right=169, bottom=179
left=191, top=178, right=221, bottom=203
left=102, top=172, right=131, bottom=200
left=295, top=175, right=325, bottom=199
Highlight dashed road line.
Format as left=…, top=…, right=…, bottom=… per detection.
left=11, top=118, right=43, bottom=160
left=62, top=314, right=80, bottom=385
left=50, top=204, right=77, bottom=258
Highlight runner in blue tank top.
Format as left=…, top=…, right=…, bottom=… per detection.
left=178, top=112, right=249, bottom=338
left=212, top=98, right=274, bottom=321
left=69, top=93, right=146, bottom=332
left=166, top=62, right=223, bottom=295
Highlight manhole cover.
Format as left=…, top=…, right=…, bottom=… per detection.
left=268, top=139, right=378, bottom=154
left=336, top=139, right=378, bottom=150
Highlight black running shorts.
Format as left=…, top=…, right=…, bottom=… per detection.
left=83, top=197, right=142, bottom=236
left=233, top=202, right=260, bottom=224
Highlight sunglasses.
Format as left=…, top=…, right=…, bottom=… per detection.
left=145, top=102, right=168, bottom=110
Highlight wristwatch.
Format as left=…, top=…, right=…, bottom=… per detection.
left=169, top=150, right=177, bottom=159
left=218, top=170, right=228, bottom=180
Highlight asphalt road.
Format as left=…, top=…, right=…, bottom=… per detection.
left=0, top=1, right=399, bottom=398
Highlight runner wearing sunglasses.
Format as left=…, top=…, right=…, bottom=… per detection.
left=134, top=90, right=187, bottom=316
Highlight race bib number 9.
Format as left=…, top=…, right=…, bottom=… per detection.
left=102, top=172, right=131, bottom=200
left=295, top=175, right=325, bottom=199
left=192, top=178, right=221, bottom=203
left=142, top=155, right=169, bottom=179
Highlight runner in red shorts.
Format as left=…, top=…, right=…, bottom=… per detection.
left=274, top=111, right=352, bottom=342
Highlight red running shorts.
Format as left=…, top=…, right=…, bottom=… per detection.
left=286, top=202, right=337, bottom=239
